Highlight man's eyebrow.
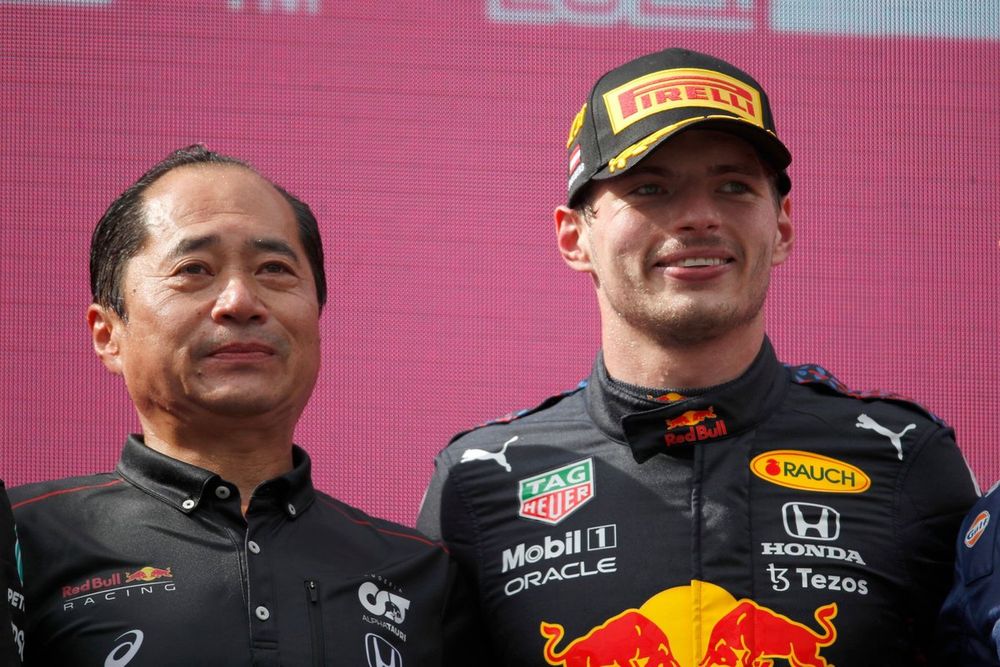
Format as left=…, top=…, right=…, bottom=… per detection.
left=708, top=162, right=765, bottom=177
left=250, top=237, right=300, bottom=262
left=166, top=234, right=220, bottom=261
left=164, top=235, right=300, bottom=262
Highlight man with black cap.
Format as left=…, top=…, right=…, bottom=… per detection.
left=418, top=48, right=978, bottom=665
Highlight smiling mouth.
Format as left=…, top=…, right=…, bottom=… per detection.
left=659, top=256, right=733, bottom=269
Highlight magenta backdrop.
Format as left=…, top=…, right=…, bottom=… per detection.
left=2, top=1, right=999, bottom=526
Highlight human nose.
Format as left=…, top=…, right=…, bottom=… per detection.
left=211, top=275, right=268, bottom=324
left=668, top=188, right=722, bottom=233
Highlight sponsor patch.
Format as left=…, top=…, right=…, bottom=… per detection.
left=663, top=406, right=728, bottom=446
left=61, top=565, right=177, bottom=612
left=965, top=511, right=990, bottom=548
left=602, top=67, right=764, bottom=134
left=750, top=451, right=870, bottom=493
left=519, top=458, right=594, bottom=525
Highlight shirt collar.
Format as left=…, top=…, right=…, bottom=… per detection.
left=116, top=435, right=316, bottom=517
left=585, top=337, right=789, bottom=463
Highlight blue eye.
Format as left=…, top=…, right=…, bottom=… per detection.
left=720, top=181, right=751, bottom=194
left=633, top=184, right=664, bottom=195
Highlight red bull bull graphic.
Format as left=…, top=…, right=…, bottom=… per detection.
left=539, top=581, right=838, bottom=667
left=541, top=610, right=681, bottom=667
left=125, top=566, right=173, bottom=583
left=698, top=600, right=837, bottom=667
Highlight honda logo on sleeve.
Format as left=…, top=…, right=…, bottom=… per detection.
left=366, top=633, right=402, bottom=667
left=782, top=502, right=840, bottom=541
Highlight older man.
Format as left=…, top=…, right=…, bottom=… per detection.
left=11, top=146, right=479, bottom=666
left=418, top=48, right=978, bottom=665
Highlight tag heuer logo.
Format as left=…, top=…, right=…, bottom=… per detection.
left=518, top=458, right=594, bottom=525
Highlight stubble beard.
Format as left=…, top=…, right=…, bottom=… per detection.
left=618, top=269, right=771, bottom=348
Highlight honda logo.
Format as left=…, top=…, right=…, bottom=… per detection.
left=366, top=633, right=402, bottom=667
left=782, top=502, right=840, bottom=541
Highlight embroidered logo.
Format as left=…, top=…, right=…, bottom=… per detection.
left=750, top=451, right=870, bottom=493
left=855, top=414, right=915, bottom=461
left=965, top=511, right=990, bottom=548
left=460, top=436, right=518, bottom=472
left=518, top=459, right=594, bottom=525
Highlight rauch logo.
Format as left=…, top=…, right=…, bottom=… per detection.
left=750, top=451, right=870, bottom=493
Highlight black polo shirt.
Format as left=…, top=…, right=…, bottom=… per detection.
left=12, top=437, right=482, bottom=666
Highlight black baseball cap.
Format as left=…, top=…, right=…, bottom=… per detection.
left=565, top=48, right=791, bottom=205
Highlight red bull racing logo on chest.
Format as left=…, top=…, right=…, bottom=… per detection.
left=664, top=406, right=727, bottom=446
left=519, top=459, right=595, bottom=525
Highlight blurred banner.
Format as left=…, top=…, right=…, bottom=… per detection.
left=2, top=0, right=998, bottom=524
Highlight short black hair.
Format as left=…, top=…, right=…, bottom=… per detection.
left=89, top=144, right=327, bottom=317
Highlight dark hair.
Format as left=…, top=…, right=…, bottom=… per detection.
left=90, top=145, right=327, bottom=317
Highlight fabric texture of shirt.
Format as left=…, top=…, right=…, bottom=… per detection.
left=418, top=339, right=978, bottom=666
left=11, top=436, right=483, bottom=666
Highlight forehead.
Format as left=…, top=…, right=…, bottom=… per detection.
left=141, top=164, right=299, bottom=246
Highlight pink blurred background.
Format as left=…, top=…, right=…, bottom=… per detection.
left=2, top=0, right=998, bottom=525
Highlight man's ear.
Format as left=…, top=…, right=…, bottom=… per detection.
left=555, top=205, right=593, bottom=274
left=87, top=303, right=125, bottom=375
left=771, top=195, right=794, bottom=266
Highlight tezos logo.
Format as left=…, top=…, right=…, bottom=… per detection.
left=750, top=451, right=870, bottom=493
left=358, top=582, right=410, bottom=624
left=965, top=511, right=990, bottom=548
left=518, top=459, right=594, bottom=525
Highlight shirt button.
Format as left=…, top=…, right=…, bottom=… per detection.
left=255, top=606, right=270, bottom=621
left=248, top=541, right=261, bottom=554
left=287, top=503, right=297, bottom=516
left=214, top=485, right=231, bottom=500
left=181, top=499, right=196, bottom=510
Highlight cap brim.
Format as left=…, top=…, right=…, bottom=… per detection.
left=590, top=116, right=792, bottom=195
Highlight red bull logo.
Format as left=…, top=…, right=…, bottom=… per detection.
left=539, top=582, right=838, bottom=667
left=541, top=610, right=681, bottom=667
left=666, top=408, right=716, bottom=430
left=664, top=407, right=727, bottom=446
left=125, top=566, right=173, bottom=583
left=699, top=600, right=837, bottom=667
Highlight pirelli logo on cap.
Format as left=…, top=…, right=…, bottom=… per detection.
left=603, top=67, right=764, bottom=134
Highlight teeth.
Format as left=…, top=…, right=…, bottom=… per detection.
left=675, top=257, right=726, bottom=267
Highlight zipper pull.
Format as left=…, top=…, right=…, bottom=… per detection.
left=306, top=579, right=318, bottom=603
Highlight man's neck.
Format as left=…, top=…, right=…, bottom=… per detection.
left=600, top=319, right=766, bottom=390
left=138, top=418, right=295, bottom=514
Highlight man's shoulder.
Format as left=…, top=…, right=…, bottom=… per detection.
left=784, top=362, right=946, bottom=427
left=9, top=472, right=122, bottom=515
left=310, top=491, right=446, bottom=555
left=444, top=380, right=589, bottom=453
